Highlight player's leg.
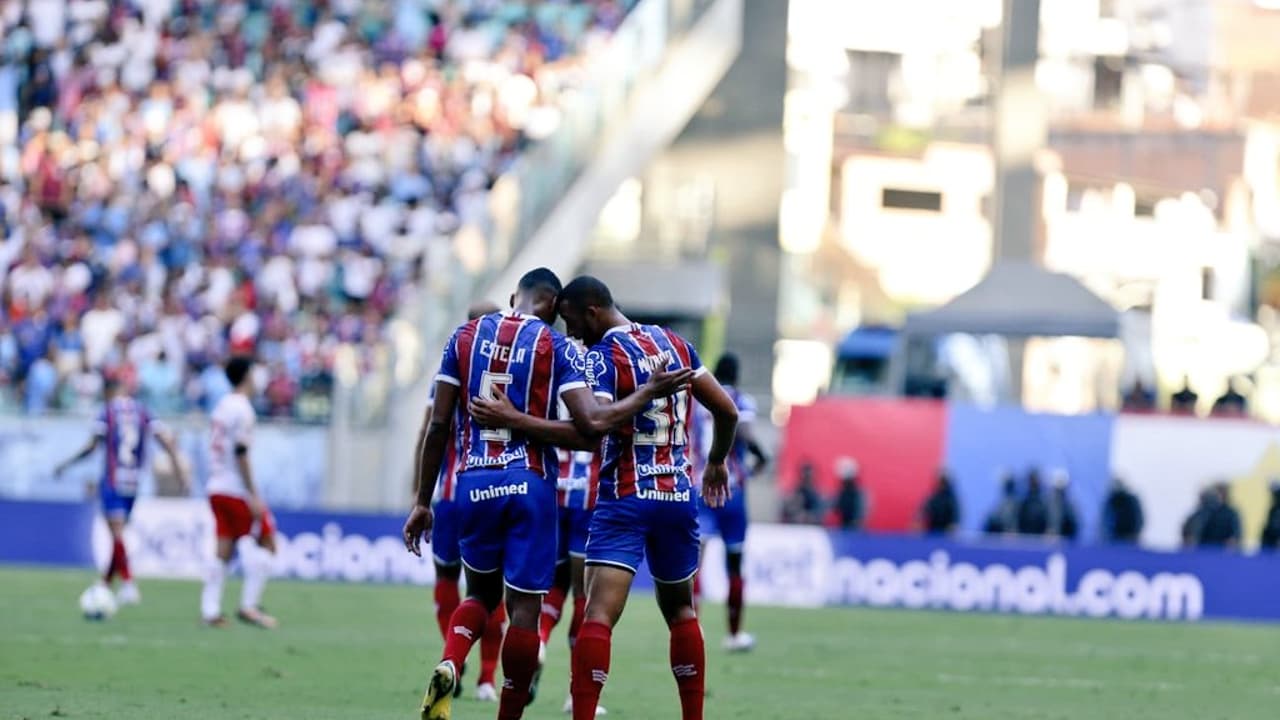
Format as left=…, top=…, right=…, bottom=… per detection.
left=236, top=508, right=278, bottom=628
left=494, top=470, right=557, bottom=719
left=475, top=594, right=505, bottom=700
left=107, top=510, right=142, bottom=604
left=692, top=500, right=717, bottom=613
left=422, top=470, right=505, bottom=719
left=202, top=495, right=248, bottom=626
left=572, top=498, right=644, bottom=720
left=431, top=498, right=463, bottom=640
left=649, top=500, right=706, bottom=720
left=718, top=491, right=751, bottom=651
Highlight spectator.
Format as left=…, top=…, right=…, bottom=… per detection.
left=784, top=461, right=824, bottom=525
left=1046, top=470, right=1079, bottom=541
left=81, top=292, right=125, bottom=371
left=983, top=472, right=1019, bottom=535
left=1016, top=469, right=1050, bottom=536
left=1261, top=482, right=1280, bottom=551
left=1101, top=478, right=1144, bottom=544
left=1121, top=380, right=1155, bottom=412
left=1181, top=488, right=1214, bottom=547
left=139, top=350, right=182, bottom=415
left=1194, top=483, right=1242, bottom=549
left=833, top=458, right=864, bottom=531
left=24, top=346, right=57, bottom=414
left=0, top=0, right=646, bottom=418
left=918, top=470, right=960, bottom=535
left=1210, top=379, right=1247, bottom=418
left=1170, top=378, right=1198, bottom=415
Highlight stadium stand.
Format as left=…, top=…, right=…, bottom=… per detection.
left=0, top=0, right=638, bottom=419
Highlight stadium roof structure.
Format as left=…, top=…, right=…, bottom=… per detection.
left=902, top=261, right=1120, bottom=339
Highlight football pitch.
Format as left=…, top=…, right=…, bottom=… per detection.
left=2, top=567, right=1277, bottom=719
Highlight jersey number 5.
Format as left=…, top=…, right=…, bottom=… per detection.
left=479, top=371, right=514, bottom=442
left=635, top=392, right=688, bottom=446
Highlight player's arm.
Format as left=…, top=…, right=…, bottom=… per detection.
left=54, top=435, right=101, bottom=477
left=691, top=371, right=739, bottom=508
left=236, top=437, right=263, bottom=515
left=404, top=379, right=457, bottom=556
left=737, top=420, right=770, bottom=476
left=469, top=369, right=695, bottom=448
left=153, top=425, right=189, bottom=493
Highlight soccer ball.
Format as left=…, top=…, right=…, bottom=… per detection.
left=79, top=584, right=117, bottom=621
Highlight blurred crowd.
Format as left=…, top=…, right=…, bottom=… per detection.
left=783, top=460, right=1280, bottom=552
left=0, top=0, right=636, bottom=419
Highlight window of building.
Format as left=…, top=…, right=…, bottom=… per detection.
left=882, top=188, right=943, bottom=212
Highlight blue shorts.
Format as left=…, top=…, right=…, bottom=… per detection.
left=557, top=506, right=592, bottom=564
left=455, top=468, right=557, bottom=593
left=586, top=493, right=699, bottom=584
left=100, top=486, right=136, bottom=521
left=698, top=487, right=748, bottom=551
left=430, top=497, right=461, bottom=567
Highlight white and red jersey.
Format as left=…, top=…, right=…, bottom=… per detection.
left=207, top=392, right=256, bottom=498
left=557, top=449, right=596, bottom=510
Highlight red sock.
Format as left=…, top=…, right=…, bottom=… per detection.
left=114, top=539, right=132, bottom=582
left=570, top=621, right=612, bottom=720
left=103, top=548, right=117, bottom=584
left=669, top=617, right=706, bottom=720
left=434, top=577, right=461, bottom=640
left=728, top=575, right=744, bottom=635
left=567, top=596, right=586, bottom=649
left=441, top=598, right=489, bottom=671
left=539, top=586, right=567, bottom=644
left=479, top=602, right=506, bottom=686
left=497, top=625, right=540, bottom=719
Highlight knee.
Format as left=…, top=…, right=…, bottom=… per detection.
left=662, top=603, right=697, bottom=627
left=583, top=603, right=616, bottom=628
left=506, top=594, right=541, bottom=629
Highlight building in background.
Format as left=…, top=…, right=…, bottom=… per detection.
left=775, top=0, right=1280, bottom=421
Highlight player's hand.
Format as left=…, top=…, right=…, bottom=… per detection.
left=701, top=461, right=731, bottom=508
left=470, top=389, right=521, bottom=429
left=247, top=494, right=266, bottom=519
left=643, top=368, right=695, bottom=399
left=402, top=503, right=434, bottom=557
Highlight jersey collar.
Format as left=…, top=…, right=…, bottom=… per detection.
left=603, top=323, right=635, bottom=339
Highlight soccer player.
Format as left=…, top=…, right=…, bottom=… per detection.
left=55, top=375, right=187, bottom=605
left=200, top=356, right=277, bottom=629
left=424, top=301, right=508, bottom=702
left=402, top=268, right=690, bottom=720
left=690, top=353, right=769, bottom=652
left=469, top=276, right=740, bottom=720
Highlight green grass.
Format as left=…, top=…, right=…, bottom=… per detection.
left=1, top=566, right=1279, bottom=719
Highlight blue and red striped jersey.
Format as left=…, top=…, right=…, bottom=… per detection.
left=436, top=311, right=588, bottom=481
left=584, top=323, right=705, bottom=500
left=94, top=397, right=154, bottom=496
left=690, top=385, right=757, bottom=490
left=556, top=449, right=596, bottom=509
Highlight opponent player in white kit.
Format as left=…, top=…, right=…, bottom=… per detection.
left=200, top=357, right=277, bottom=628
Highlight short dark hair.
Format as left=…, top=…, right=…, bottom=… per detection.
left=518, top=267, right=562, bottom=296
left=225, top=356, right=253, bottom=388
left=557, top=275, right=614, bottom=310
left=714, top=353, right=740, bottom=385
